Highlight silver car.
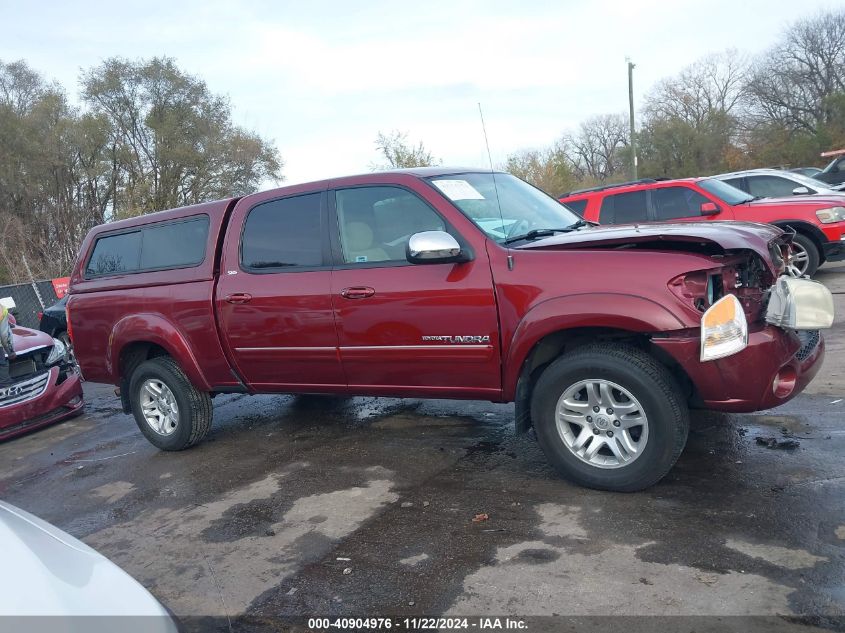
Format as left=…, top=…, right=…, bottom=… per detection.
left=714, top=168, right=845, bottom=198
left=0, top=500, right=177, bottom=632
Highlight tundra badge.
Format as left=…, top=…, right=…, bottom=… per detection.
left=422, top=335, right=491, bottom=344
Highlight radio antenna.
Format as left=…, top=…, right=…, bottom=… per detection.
left=478, top=103, right=506, bottom=243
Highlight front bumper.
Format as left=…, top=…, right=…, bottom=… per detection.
left=653, top=324, right=824, bottom=413
left=822, top=240, right=845, bottom=262
left=0, top=367, right=84, bottom=441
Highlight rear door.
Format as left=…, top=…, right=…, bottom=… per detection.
left=328, top=183, right=501, bottom=399
left=216, top=188, right=345, bottom=392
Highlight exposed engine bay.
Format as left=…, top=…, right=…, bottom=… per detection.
left=667, top=238, right=791, bottom=324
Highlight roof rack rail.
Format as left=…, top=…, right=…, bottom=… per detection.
left=563, top=178, right=662, bottom=197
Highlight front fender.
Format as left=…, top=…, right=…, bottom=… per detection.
left=109, top=314, right=210, bottom=391
left=503, top=293, right=687, bottom=400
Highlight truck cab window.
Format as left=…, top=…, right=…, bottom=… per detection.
left=140, top=217, right=208, bottom=270
left=335, top=187, right=445, bottom=264
left=241, top=193, right=323, bottom=270
left=86, top=231, right=141, bottom=276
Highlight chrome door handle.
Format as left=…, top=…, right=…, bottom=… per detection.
left=340, top=287, right=375, bottom=299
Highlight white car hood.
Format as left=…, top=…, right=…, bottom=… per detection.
left=0, top=501, right=176, bottom=628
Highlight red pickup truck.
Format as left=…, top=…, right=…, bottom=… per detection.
left=68, top=168, right=834, bottom=491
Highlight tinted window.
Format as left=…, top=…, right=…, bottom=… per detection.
left=140, top=217, right=209, bottom=270
left=86, top=216, right=211, bottom=278
left=600, top=191, right=648, bottom=224
left=564, top=199, right=588, bottom=215
left=335, top=187, right=445, bottom=263
left=242, top=193, right=323, bottom=269
left=86, top=231, right=141, bottom=276
left=722, top=177, right=746, bottom=192
left=653, top=186, right=711, bottom=220
left=747, top=175, right=803, bottom=198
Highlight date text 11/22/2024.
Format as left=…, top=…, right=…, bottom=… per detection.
left=307, top=617, right=528, bottom=629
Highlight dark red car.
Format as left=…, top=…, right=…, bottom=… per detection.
left=68, top=168, right=833, bottom=491
left=0, top=309, right=83, bottom=440
left=559, top=177, right=845, bottom=276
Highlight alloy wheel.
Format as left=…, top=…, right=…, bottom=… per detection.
left=555, top=379, right=649, bottom=469
left=788, top=242, right=810, bottom=276
left=139, top=379, right=180, bottom=436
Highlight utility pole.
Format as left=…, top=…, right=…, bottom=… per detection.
left=627, top=58, right=637, bottom=180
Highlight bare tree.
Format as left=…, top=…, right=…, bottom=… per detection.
left=645, top=50, right=750, bottom=128
left=747, top=10, right=845, bottom=134
left=566, top=114, right=629, bottom=181
left=371, top=130, right=440, bottom=169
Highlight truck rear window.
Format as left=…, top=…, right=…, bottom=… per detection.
left=85, top=216, right=209, bottom=277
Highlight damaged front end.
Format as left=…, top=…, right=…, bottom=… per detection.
left=521, top=221, right=831, bottom=411
left=0, top=328, right=83, bottom=440
left=651, top=232, right=831, bottom=411
left=666, top=233, right=833, bottom=363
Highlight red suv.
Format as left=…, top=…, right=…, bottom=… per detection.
left=560, top=177, right=845, bottom=276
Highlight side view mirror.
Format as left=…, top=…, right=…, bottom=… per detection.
left=406, top=231, right=468, bottom=264
left=792, top=186, right=810, bottom=195
left=700, top=202, right=720, bottom=216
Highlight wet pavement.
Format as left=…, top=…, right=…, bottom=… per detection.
left=2, top=265, right=845, bottom=631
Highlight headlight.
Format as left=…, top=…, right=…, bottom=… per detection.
left=766, top=276, right=835, bottom=330
left=700, top=294, right=748, bottom=361
left=46, top=337, right=66, bottom=365
left=815, top=206, right=845, bottom=223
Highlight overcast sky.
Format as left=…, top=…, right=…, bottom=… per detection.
left=5, top=0, right=841, bottom=185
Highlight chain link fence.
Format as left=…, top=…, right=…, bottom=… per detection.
left=0, top=280, right=60, bottom=329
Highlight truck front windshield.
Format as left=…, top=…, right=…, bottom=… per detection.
left=428, top=173, right=582, bottom=243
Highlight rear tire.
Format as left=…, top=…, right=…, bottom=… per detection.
left=530, top=343, right=688, bottom=492
left=129, top=357, right=213, bottom=450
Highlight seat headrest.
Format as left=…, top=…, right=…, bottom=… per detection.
left=346, top=221, right=374, bottom=252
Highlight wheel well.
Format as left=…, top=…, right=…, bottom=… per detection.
left=118, top=342, right=170, bottom=413
left=773, top=222, right=825, bottom=260
left=514, top=327, right=696, bottom=433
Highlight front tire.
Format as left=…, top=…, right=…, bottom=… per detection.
left=789, top=233, right=820, bottom=277
left=129, top=357, right=213, bottom=450
left=530, top=344, right=688, bottom=492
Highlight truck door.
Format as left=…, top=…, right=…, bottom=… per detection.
left=328, top=184, right=501, bottom=399
left=216, top=188, right=345, bottom=392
